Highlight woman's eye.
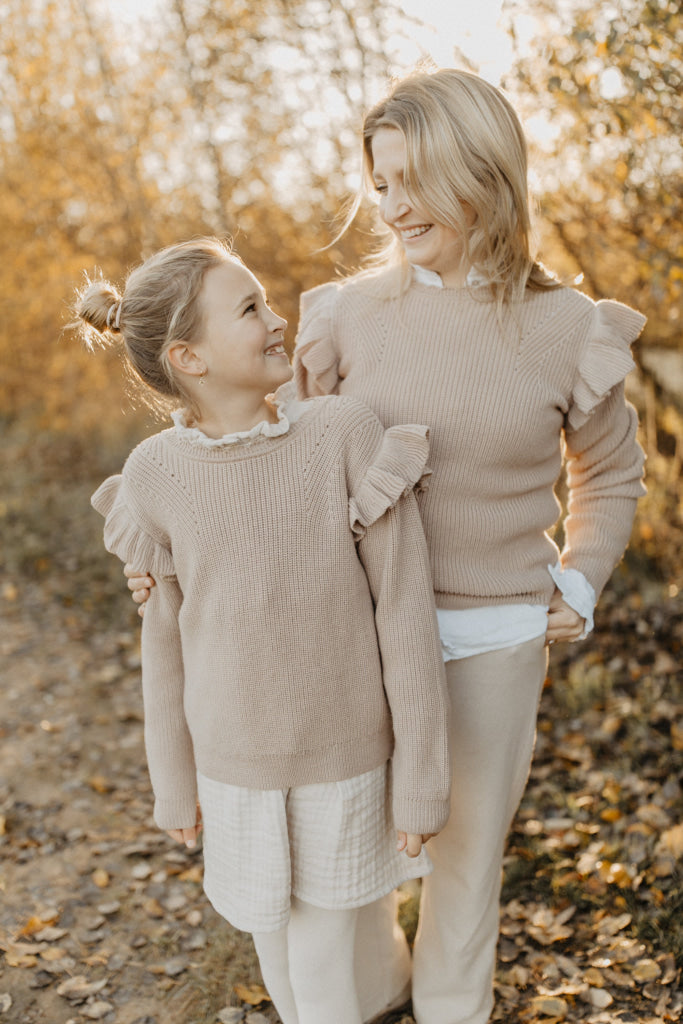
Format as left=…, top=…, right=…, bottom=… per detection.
left=374, top=183, right=387, bottom=195
left=244, top=302, right=257, bottom=314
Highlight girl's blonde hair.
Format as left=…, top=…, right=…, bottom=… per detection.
left=350, top=68, right=558, bottom=304
left=75, top=237, right=236, bottom=418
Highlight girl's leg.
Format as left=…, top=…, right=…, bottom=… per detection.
left=287, top=897, right=362, bottom=1024
left=252, top=927, right=299, bottom=1024
left=412, top=637, right=548, bottom=1024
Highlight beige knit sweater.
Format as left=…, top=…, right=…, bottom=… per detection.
left=92, top=395, right=450, bottom=834
left=294, top=277, right=646, bottom=609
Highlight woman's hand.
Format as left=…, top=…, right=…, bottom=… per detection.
left=545, top=588, right=585, bottom=644
left=396, top=831, right=437, bottom=858
left=166, top=805, right=202, bottom=849
left=123, top=563, right=155, bottom=618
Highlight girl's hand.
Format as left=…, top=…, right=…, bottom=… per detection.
left=545, top=588, right=585, bottom=644
left=396, top=831, right=437, bottom=858
left=123, top=563, right=155, bottom=619
left=166, top=805, right=202, bottom=849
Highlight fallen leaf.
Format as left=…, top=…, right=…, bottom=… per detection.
left=586, top=986, right=613, bottom=1008
left=88, top=775, right=113, bottom=794
left=142, top=898, right=164, bottom=918
left=18, top=912, right=59, bottom=937
left=530, top=995, right=568, bottom=1018
left=92, top=868, right=110, bottom=888
left=81, top=1001, right=114, bottom=1020
left=658, top=823, right=683, bottom=859
left=233, top=982, right=271, bottom=1005
left=632, top=959, right=662, bottom=983
left=56, top=976, right=108, bottom=1000
left=40, top=947, right=68, bottom=961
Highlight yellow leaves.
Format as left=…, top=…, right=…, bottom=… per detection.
left=91, top=868, right=110, bottom=888
left=88, top=775, right=113, bottom=794
left=614, top=160, right=629, bottom=182
left=671, top=720, right=683, bottom=751
left=233, top=982, right=271, bottom=1005
left=597, top=861, right=636, bottom=888
left=18, top=912, right=59, bottom=937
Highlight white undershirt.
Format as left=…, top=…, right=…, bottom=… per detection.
left=411, top=264, right=595, bottom=661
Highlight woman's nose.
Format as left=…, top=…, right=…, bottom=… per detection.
left=381, top=191, right=410, bottom=224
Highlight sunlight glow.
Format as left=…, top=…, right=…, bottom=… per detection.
left=395, top=0, right=512, bottom=84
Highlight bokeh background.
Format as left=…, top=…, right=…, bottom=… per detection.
left=1, top=0, right=681, bottom=587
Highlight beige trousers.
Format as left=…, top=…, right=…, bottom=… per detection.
left=356, top=637, right=548, bottom=1024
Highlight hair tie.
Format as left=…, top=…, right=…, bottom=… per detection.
left=106, top=300, right=123, bottom=331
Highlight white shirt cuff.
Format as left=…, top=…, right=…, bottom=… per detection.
left=548, top=562, right=596, bottom=639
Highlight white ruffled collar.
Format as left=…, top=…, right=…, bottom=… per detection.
left=172, top=394, right=308, bottom=449
left=411, top=264, right=489, bottom=289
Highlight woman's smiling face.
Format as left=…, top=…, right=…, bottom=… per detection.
left=370, top=127, right=473, bottom=287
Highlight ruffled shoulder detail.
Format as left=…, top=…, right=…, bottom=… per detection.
left=567, top=299, right=646, bottom=430
left=294, top=282, right=341, bottom=397
left=349, top=425, right=431, bottom=539
left=91, top=475, right=176, bottom=577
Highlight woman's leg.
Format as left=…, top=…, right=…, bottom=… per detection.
left=354, top=892, right=412, bottom=1022
left=287, top=897, right=362, bottom=1024
left=412, top=637, right=548, bottom=1024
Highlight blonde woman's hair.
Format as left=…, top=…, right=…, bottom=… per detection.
left=75, top=237, right=236, bottom=418
left=349, top=68, right=558, bottom=304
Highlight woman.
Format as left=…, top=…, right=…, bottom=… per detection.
left=293, top=68, right=645, bottom=1024
left=128, top=69, right=646, bottom=1024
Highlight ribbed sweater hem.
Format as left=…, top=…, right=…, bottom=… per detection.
left=434, top=591, right=552, bottom=611
left=195, top=728, right=394, bottom=791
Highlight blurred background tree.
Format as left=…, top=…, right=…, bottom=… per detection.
left=502, top=0, right=682, bottom=580
left=503, top=0, right=682, bottom=347
left=0, top=0, right=402, bottom=438
left=0, top=0, right=680, bottom=579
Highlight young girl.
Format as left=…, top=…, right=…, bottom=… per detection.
left=79, top=237, right=450, bottom=1024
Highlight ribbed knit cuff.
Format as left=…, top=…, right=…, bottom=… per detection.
left=153, top=789, right=199, bottom=831
left=393, top=795, right=450, bottom=836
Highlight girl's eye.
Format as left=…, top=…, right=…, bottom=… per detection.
left=374, top=183, right=388, bottom=195
left=244, top=302, right=257, bottom=315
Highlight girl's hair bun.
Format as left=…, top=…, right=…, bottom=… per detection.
left=74, top=279, right=123, bottom=347
left=106, top=299, right=123, bottom=332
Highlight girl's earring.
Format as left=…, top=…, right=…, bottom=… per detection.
left=199, top=369, right=207, bottom=386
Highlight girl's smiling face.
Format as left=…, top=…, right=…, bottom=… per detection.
left=194, top=259, right=292, bottom=397
left=370, top=127, right=473, bottom=287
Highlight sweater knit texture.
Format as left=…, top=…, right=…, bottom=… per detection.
left=91, top=395, right=450, bottom=834
left=294, top=277, right=646, bottom=610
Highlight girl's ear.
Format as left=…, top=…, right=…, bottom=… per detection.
left=167, top=341, right=206, bottom=379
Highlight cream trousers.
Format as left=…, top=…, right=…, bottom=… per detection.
left=355, top=637, right=548, bottom=1024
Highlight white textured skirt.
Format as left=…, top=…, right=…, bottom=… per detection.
left=197, top=763, right=432, bottom=933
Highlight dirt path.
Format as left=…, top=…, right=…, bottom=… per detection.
left=0, top=580, right=276, bottom=1024
left=1, top=514, right=681, bottom=1023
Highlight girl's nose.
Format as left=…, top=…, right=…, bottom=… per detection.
left=270, top=311, right=287, bottom=332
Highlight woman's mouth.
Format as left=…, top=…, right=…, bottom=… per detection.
left=264, top=343, right=287, bottom=356
left=400, top=225, right=432, bottom=241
